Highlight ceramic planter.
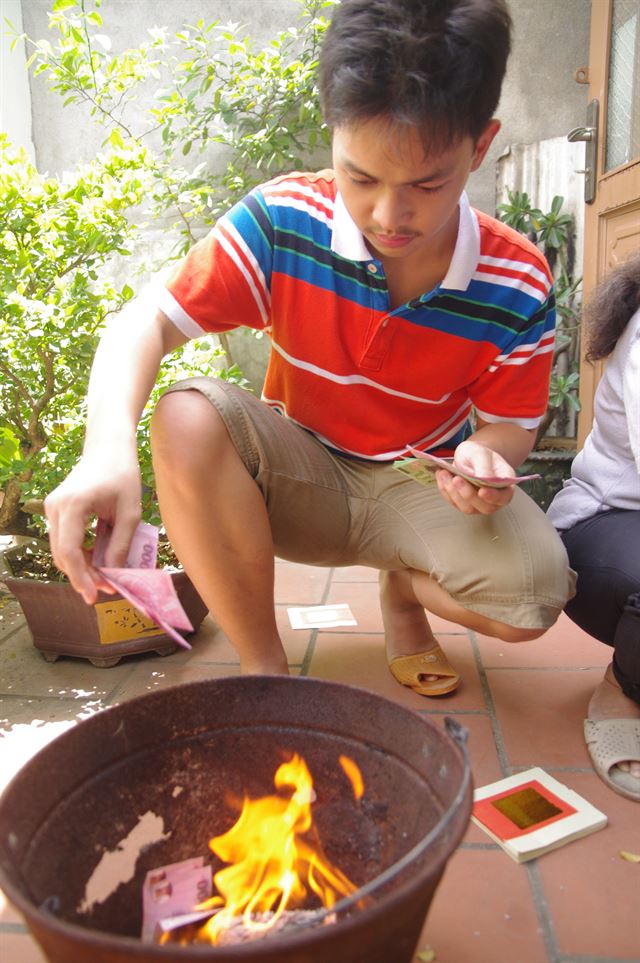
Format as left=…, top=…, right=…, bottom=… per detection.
left=3, top=554, right=208, bottom=667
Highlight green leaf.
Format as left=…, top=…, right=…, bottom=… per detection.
left=108, top=128, right=124, bottom=148
left=0, top=427, right=21, bottom=468
left=52, top=0, right=78, bottom=11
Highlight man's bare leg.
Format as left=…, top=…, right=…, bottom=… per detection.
left=381, top=569, right=542, bottom=684
left=151, top=390, right=288, bottom=675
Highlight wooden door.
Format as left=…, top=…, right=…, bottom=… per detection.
left=577, top=0, right=640, bottom=446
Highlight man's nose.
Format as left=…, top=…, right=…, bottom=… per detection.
left=372, top=190, right=412, bottom=232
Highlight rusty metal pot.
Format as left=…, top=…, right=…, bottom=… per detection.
left=0, top=676, right=472, bottom=963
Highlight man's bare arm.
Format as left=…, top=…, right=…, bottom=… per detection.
left=45, top=301, right=188, bottom=602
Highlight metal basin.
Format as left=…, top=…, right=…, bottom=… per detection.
left=0, top=676, right=472, bottom=963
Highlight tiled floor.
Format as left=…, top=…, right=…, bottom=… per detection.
left=1, top=559, right=639, bottom=963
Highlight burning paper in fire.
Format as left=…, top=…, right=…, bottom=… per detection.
left=141, top=857, right=212, bottom=941
left=143, top=753, right=366, bottom=946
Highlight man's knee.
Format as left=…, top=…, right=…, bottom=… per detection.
left=494, top=623, right=546, bottom=644
left=151, top=389, right=230, bottom=469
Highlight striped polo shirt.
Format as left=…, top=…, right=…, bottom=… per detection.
left=157, top=170, right=556, bottom=461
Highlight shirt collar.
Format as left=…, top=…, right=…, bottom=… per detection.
left=331, top=189, right=480, bottom=292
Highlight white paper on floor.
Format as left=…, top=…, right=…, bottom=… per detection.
left=287, top=603, right=357, bottom=629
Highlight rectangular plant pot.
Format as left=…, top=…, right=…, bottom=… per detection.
left=3, top=563, right=208, bottom=667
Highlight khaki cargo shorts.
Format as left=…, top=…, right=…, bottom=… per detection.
left=164, top=378, right=575, bottom=630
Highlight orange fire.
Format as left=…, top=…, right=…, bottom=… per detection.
left=194, top=753, right=362, bottom=944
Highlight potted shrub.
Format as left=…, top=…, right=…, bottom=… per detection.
left=0, top=136, right=210, bottom=665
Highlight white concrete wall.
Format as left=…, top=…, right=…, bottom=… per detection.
left=0, top=0, right=36, bottom=159
left=470, top=0, right=592, bottom=213
left=497, top=137, right=586, bottom=277
left=19, top=0, right=592, bottom=212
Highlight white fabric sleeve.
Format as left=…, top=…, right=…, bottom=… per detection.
left=623, top=324, right=640, bottom=475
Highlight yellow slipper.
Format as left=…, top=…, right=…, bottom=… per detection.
left=388, top=644, right=460, bottom=697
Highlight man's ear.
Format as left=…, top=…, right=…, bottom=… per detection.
left=470, top=119, right=501, bottom=172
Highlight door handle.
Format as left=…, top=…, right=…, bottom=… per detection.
left=567, top=99, right=599, bottom=204
left=567, top=126, right=595, bottom=142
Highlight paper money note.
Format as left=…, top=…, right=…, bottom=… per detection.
left=141, top=857, right=213, bottom=942
left=93, top=520, right=193, bottom=649
left=93, top=519, right=159, bottom=569
left=397, top=445, right=541, bottom=490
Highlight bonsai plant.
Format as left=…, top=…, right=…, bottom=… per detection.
left=0, top=135, right=213, bottom=664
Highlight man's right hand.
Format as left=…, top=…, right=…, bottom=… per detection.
left=44, top=452, right=142, bottom=605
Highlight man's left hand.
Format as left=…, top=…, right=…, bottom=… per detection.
left=435, top=439, right=517, bottom=515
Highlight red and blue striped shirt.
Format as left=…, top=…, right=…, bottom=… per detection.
left=157, top=170, right=555, bottom=460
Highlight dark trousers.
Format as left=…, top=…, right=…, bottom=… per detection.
left=560, top=508, right=640, bottom=705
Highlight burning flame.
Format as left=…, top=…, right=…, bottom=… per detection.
left=339, top=754, right=364, bottom=800
left=195, top=753, right=362, bottom=944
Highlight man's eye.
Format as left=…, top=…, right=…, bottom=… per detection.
left=349, top=176, right=374, bottom=186
left=416, top=184, right=445, bottom=194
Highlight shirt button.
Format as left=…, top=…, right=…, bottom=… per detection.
left=367, top=263, right=378, bottom=274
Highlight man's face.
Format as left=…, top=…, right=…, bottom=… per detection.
left=332, top=116, right=499, bottom=263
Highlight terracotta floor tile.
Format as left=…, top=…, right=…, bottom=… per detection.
left=475, top=612, right=612, bottom=669
left=161, top=610, right=313, bottom=666
left=487, top=667, right=603, bottom=768
left=274, top=561, right=331, bottom=605
left=434, top=712, right=504, bottom=793
left=416, top=712, right=505, bottom=847
left=419, top=848, right=548, bottom=963
left=306, top=631, right=487, bottom=712
left=536, top=770, right=640, bottom=960
left=306, top=631, right=430, bottom=708
left=325, top=580, right=384, bottom=633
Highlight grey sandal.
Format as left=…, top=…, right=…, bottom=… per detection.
left=583, top=718, right=640, bottom=802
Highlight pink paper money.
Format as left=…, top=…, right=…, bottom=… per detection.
left=141, top=857, right=213, bottom=942
left=93, top=520, right=193, bottom=649
left=406, top=445, right=541, bottom=489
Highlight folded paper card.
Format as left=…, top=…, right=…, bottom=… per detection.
left=471, top=767, right=607, bottom=862
left=287, top=604, right=357, bottom=629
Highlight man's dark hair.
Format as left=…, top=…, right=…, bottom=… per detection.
left=319, top=0, right=512, bottom=148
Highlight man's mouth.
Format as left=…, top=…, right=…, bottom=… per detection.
left=370, top=231, right=418, bottom=249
